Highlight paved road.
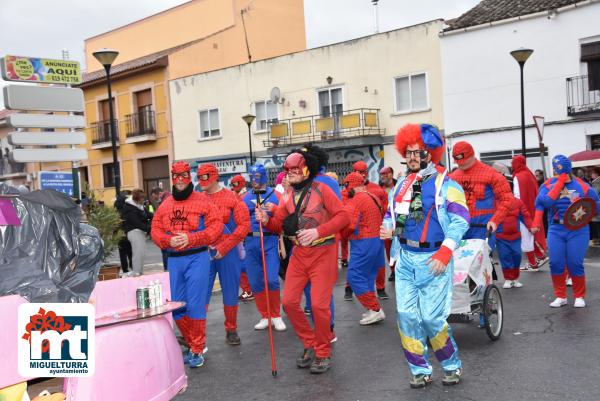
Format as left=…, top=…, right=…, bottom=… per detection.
left=172, top=248, right=600, bottom=401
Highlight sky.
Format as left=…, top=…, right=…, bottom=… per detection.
left=0, top=0, right=481, bottom=107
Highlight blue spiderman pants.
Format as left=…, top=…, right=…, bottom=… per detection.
left=548, top=224, right=588, bottom=299
left=396, top=248, right=461, bottom=376
left=245, top=236, right=282, bottom=318
left=347, top=237, right=384, bottom=311
left=169, top=250, right=210, bottom=354
left=497, top=238, right=521, bottom=281
left=206, top=248, right=242, bottom=332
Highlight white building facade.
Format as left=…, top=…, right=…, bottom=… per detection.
left=441, top=1, right=600, bottom=174
left=169, top=20, right=446, bottom=184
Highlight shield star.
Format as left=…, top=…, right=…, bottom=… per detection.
left=572, top=206, right=587, bottom=222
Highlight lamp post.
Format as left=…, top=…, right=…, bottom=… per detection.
left=93, top=48, right=120, bottom=196
left=510, top=48, right=534, bottom=158
left=242, top=114, right=256, bottom=165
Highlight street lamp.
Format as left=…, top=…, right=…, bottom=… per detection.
left=242, top=114, right=256, bottom=165
left=510, top=47, right=534, bottom=158
left=93, top=48, right=121, bottom=196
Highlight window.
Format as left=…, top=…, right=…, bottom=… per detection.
left=318, top=87, right=343, bottom=132
left=254, top=101, right=278, bottom=131
left=103, top=163, right=116, bottom=188
left=198, top=108, right=220, bottom=139
left=394, top=73, right=428, bottom=113
left=581, top=42, right=600, bottom=91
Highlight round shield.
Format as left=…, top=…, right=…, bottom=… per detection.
left=564, top=197, right=597, bottom=231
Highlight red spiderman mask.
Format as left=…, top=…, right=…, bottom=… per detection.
left=452, top=141, right=475, bottom=167
left=284, top=153, right=309, bottom=178
left=198, top=164, right=219, bottom=186
left=171, top=162, right=192, bottom=185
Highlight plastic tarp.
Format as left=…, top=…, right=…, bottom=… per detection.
left=451, top=239, right=493, bottom=314
left=0, top=183, right=103, bottom=303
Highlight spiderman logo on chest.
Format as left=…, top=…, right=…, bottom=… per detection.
left=170, top=207, right=189, bottom=231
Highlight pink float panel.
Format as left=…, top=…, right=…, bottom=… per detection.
left=0, top=295, right=29, bottom=388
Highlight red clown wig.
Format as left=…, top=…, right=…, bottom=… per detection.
left=395, top=123, right=445, bottom=164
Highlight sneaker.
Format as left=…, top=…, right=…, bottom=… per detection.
left=188, top=353, right=205, bottom=368
left=377, top=289, right=389, bottom=299
left=296, top=348, right=315, bottom=368
left=410, top=374, right=433, bottom=389
left=566, top=277, right=573, bottom=286
left=341, top=259, right=348, bottom=268
left=503, top=280, right=513, bottom=289
left=549, top=297, right=567, bottom=308
left=359, top=309, right=385, bottom=325
left=574, top=298, right=586, bottom=308
left=344, top=286, right=353, bottom=301
left=272, top=317, right=287, bottom=331
left=388, top=272, right=395, bottom=282
left=521, top=263, right=538, bottom=271
left=254, top=318, right=269, bottom=330
left=226, top=330, right=241, bottom=345
left=304, top=306, right=312, bottom=315
left=442, top=369, right=462, bottom=386
left=309, top=357, right=331, bottom=374
left=330, top=325, right=337, bottom=343
left=513, top=281, right=523, bottom=288
left=239, top=291, right=254, bottom=301
left=537, top=256, right=549, bottom=267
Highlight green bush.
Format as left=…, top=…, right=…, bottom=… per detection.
left=83, top=185, right=123, bottom=263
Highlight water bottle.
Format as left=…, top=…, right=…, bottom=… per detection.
left=156, top=280, right=163, bottom=306
left=148, top=282, right=156, bottom=309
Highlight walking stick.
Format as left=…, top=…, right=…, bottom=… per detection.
left=255, top=190, right=278, bottom=377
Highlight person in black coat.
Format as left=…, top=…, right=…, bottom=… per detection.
left=114, top=190, right=133, bottom=274
left=122, top=189, right=152, bottom=276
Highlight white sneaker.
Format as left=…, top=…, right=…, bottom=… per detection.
left=549, top=297, right=568, bottom=308
left=503, top=280, right=513, bottom=289
left=272, top=317, right=287, bottom=331
left=359, top=309, right=386, bottom=325
left=254, top=318, right=269, bottom=330
left=574, top=298, right=586, bottom=308
left=566, top=278, right=573, bottom=286
left=513, top=281, right=523, bottom=288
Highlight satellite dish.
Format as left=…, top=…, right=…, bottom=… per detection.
left=270, top=87, right=281, bottom=104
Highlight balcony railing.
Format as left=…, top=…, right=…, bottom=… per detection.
left=263, top=108, right=384, bottom=148
left=91, top=119, right=119, bottom=145
left=567, top=75, right=600, bottom=116
left=125, top=109, right=156, bottom=139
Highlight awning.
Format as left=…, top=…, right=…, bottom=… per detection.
left=569, top=150, right=600, bottom=167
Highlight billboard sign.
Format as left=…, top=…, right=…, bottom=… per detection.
left=1, top=55, right=81, bottom=85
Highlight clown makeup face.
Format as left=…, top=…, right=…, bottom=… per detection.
left=406, top=144, right=430, bottom=173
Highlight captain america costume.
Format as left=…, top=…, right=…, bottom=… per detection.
left=151, top=161, right=223, bottom=367
left=198, top=164, right=251, bottom=342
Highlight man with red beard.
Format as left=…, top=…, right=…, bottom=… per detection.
left=255, top=150, right=350, bottom=374
left=151, top=162, right=223, bottom=368
left=450, top=142, right=512, bottom=246
left=230, top=174, right=254, bottom=301
left=511, top=155, right=548, bottom=270
left=197, top=163, right=251, bottom=346
left=352, top=160, right=389, bottom=299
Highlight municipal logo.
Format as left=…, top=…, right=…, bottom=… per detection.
left=18, top=303, right=95, bottom=377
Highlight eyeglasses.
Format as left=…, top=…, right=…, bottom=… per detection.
left=406, top=149, right=427, bottom=158
left=453, top=153, right=465, bottom=160
left=230, top=182, right=240, bottom=187
left=198, top=173, right=210, bottom=181
left=172, top=172, right=190, bottom=180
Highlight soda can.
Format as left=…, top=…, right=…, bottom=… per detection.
left=148, top=285, right=156, bottom=309
left=136, top=287, right=150, bottom=309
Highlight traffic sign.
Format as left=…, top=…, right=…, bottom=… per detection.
left=8, top=132, right=86, bottom=146
left=533, top=115, right=545, bottom=142
left=7, top=113, right=85, bottom=129
left=1, top=55, right=81, bottom=85
left=10, top=148, right=88, bottom=163
left=38, top=171, right=78, bottom=197
left=3, top=85, right=84, bottom=112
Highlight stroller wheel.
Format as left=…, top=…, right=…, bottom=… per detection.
left=483, top=284, right=503, bottom=341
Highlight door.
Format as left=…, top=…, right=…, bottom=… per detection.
left=318, top=87, right=343, bottom=135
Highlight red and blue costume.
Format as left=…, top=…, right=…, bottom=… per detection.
left=534, top=155, right=600, bottom=303
left=198, top=164, right=251, bottom=337
left=151, top=162, right=223, bottom=361
left=231, top=174, right=253, bottom=298
left=242, top=165, right=283, bottom=320
left=496, top=196, right=533, bottom=282
left=343, top=172, right=385, bottom=316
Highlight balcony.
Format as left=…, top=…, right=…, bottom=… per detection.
left=125, top=109, right=157, bottom=143
left=91, top=119, right=119, bottom=149
left=567, top=75, right=600, bottom=116
left=262, top=108, right=385, bottom=152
